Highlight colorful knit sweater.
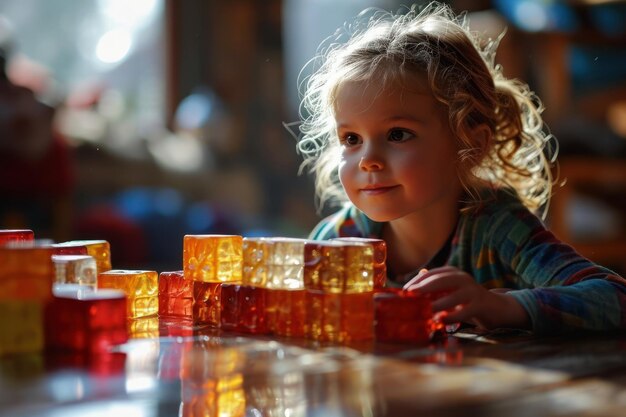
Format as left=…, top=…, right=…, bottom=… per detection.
left=309, top=190, right=626, bottom=335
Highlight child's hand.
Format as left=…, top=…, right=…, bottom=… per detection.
left=403, top=266, right=530, bottom=330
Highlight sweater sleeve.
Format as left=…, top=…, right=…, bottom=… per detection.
left=491, top=205, right=626, bottom=334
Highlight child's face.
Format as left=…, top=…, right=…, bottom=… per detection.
left=334, top=74, right=462, bottom=222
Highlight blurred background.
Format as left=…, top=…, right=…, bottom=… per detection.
left=0, top=0, right=624, bottom=274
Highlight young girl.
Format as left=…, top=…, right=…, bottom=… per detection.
left=296, top=2, right=626, bottom=335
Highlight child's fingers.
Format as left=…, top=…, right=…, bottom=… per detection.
left=404, top=267, right=465, bottom=292
left=431, top=290, right=465, bottom=312
left=402, top=268, right=429, bottom=289
left=403, top=266, right=460, bottom=290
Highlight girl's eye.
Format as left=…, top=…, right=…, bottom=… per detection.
left=389, top=129, right=412, bottom=142
left=341, top=134, right=360, bottom=146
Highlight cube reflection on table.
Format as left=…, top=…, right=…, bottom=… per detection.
left=180, top=343, right=246, bottom=417
left=54, top=240, right=112, bottom=273
left=332, top=237, right=387, bottom=289
left=306, top=290, right=375, bottom=343
left=184, top=235, right=243, bottom=283
left=374, top=289, right=434, bottom=344
left=0, top=229, right=34, bottom=245
left=0, top=300, right=44, bottom=355
left=304, top=241, right=374, bottom=293
left=128, top=316, right=159, bottom=339
left=52, top=255, right=97, bottom=287
left=98, top=270, right=158, bottom=319
left=44, top=288, right=128, bottom=353
left=158, top=270, right=193, bottom=320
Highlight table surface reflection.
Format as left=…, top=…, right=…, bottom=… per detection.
left=1, top=320, right=626, bottom=417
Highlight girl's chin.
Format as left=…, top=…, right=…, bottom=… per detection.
left=357, top=208, right=400, bottom=223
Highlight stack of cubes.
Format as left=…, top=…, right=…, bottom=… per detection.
left=159, top=234, right=435, bottom=344
left=303, top=240, right=379, bottom=343
left=46, top=238, right=130, bottom=351
left=237, top=237, right=308, bottom=336
left=183, top=235, right=243, bottom=327
left=54, top=240, right=112, bottom=273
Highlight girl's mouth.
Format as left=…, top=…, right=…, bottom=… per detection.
left=360, top=184, right=399, bottom=195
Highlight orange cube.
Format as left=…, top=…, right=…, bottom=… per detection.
left=184, top=235, right=243, bottom=283
left=265, top=288, right=306, bottom=337
left=305, top=290, right=374, bottom=343
left=0, top=246, right=55, bottom=300
left=98, top=270, right=158, bottom=318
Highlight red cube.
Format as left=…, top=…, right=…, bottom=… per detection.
left=159, top=271, right=193, bottom=320
left=45, top=288, right=128, bottom=353
left=220, top=284, right=267, bottom=334
left=374, top=289, right=434, bottom=344
left=265, top=288, right=306, bottom=337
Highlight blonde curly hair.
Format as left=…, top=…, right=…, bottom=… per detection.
left=296, top=2, right=557, bottom=217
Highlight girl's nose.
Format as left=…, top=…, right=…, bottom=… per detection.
left=358, top=146, right=385, bottom=171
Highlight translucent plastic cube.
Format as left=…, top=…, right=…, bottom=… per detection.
left=220, top=283, right=267, bottom=334
left=304, top=241, right=374, bottom=293
left=332, top=237, right=387, bottom=289
left=184, top=235, right=243, bottom=283
left=158, top=270, right=193, bottom=320
left=305, top=290, right=374, bottom=343
left=52, top=255, right=97, bottom=288
left=98, top=270, right=158, bottom=319
left=193, top=281, right=222, bottom=327
left=44, top=288, right=127, bottom=352
left=54, top=240, right=111, bottom=273
left=374, top=289, right=434, bottom=344
left=0, top=246, right=55, bottom=300
left=242, top=237, right=306, bottom=289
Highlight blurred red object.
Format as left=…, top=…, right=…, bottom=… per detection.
left=0, top=229, right=34, bottom=245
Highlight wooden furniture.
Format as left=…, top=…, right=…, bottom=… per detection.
left=549, top=157, right=626, bottom=275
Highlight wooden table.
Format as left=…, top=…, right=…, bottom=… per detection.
left=1, top=321, right=625, bottom=416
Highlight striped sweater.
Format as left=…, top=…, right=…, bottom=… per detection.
left=309, top=190, right=626, bottom=335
